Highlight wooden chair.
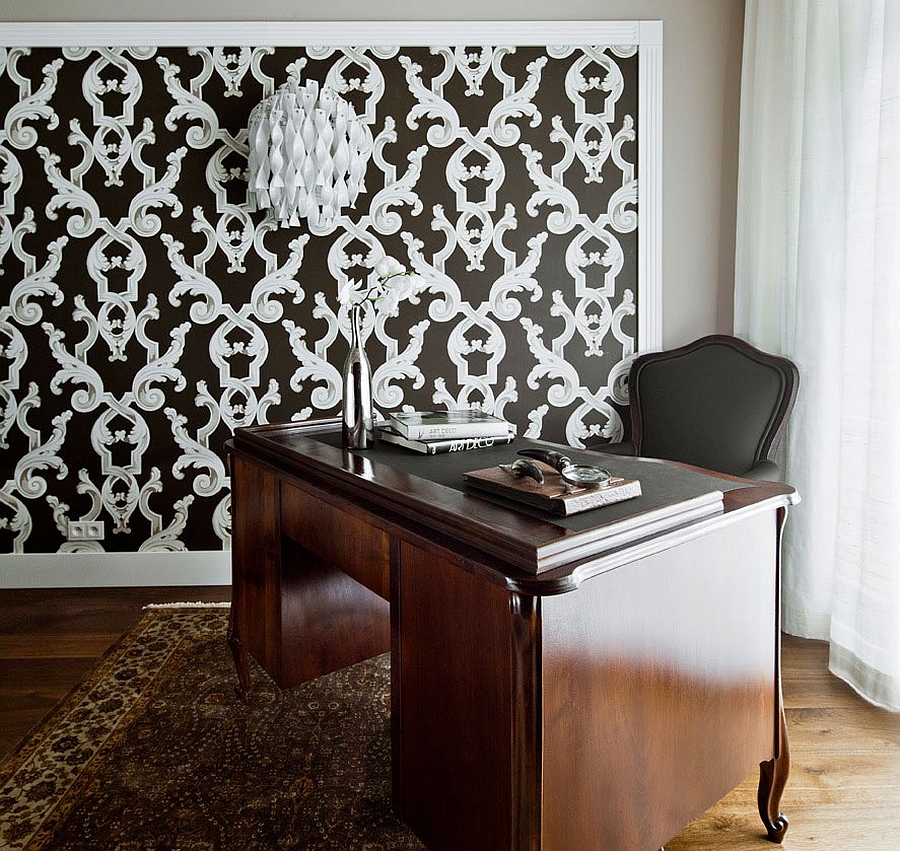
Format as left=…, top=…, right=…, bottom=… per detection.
left=593, top=335, right=799, bottom=481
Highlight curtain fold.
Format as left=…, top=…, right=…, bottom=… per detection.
left=736, top=0, right=900, bottom=709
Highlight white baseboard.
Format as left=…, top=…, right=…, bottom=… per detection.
left=0, top=551, right=231, bottom=588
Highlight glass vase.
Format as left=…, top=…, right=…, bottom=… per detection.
left=342, top=304, right=375, bottom=448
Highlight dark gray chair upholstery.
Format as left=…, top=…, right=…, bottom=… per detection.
left=592, top=335, right=799, bottom=481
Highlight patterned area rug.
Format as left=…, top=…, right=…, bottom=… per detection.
left=0, top=607, right=424, bottom=850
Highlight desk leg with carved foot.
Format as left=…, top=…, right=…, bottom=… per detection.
left=228, top=453, right=281, bottom=698
left=758, top=705, right=790, bottom=842
left=227, top=608, right=251, bottom=701
left=759, top=505, right=791, bottom=844
left=225, top=446, right=252, bottom=701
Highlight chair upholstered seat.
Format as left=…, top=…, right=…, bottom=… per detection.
left=593, top=335, right=799, bottom=481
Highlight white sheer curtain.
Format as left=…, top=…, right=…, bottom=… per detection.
left=735, top=0, right=900, bottom=709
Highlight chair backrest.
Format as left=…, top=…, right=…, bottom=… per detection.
left=628, top=335, right=799, bottom=476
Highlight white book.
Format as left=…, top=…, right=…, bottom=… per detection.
left=388, top=410, right=511, bottom=440
left=378, top=426, right=516, bottom=454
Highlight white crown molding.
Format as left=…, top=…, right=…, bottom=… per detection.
left=0, top=551, right=230, bottom=587
left=0, top=20, right=653, bottom=47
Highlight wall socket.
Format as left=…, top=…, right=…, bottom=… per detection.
left=67, top=520, right=105, bottom=541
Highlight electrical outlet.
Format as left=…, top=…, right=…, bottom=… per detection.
left=67, top=520, right=105, bottom=541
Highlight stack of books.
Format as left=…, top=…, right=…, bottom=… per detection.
left=378, top=410, right=515, bottom=455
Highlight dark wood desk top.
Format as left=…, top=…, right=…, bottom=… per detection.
left=231, top=418, right=797, bottom=593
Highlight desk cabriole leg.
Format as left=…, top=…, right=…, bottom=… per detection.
left=758, top=704, right=790, bottom=842
left=759, top=503, right=790, bottom=843
left=228, top=446, right=253, bottom=700
left=228, top=453, right=281, bottom=695
left=227, top=609, right=251, bottom=701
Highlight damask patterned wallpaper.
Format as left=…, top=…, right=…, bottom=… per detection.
left=0, top=40, right=641, bottom=554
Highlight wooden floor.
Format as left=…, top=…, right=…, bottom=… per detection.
left=0, top=586, right=231, bottom=758
left=2, top=587, right=898, bottom=850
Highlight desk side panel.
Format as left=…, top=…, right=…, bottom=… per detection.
left=278, top=483, right=391, bottom=687
left=396, top=541, right=514, bottom=851
left=231, top=454, right=282, bottom=678
left=281, top=482, right=391, bottom=600
left=540, top=510, right=778, bottom=851
left=277, top=537, right=391, bottom=687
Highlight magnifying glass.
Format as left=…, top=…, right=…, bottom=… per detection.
left=517, top=448, right=612, bottom=488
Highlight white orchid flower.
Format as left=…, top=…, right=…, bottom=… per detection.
left=379, top=272, right=418, bottom=316
left=339, top=255, right=417, bottom=313
left=338, top=279, right=367, bottom=307
left=375, top=256, right=406, bottom=279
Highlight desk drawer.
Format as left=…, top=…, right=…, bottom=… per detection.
left=281, top=482, right=391, bottom=600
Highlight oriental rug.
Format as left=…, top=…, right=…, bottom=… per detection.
left=0, top=607, right=424, bottom=851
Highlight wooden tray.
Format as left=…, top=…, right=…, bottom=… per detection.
left=464, top=464, right=642, bottom=516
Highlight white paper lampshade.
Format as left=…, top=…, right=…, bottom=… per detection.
left=247, top=78, right=373, bottom=229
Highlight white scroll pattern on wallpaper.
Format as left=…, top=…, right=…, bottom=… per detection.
left=0, top=44, right=639, bottom=554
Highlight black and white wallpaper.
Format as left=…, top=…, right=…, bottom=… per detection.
left=0, top=40, right=642, bottom=554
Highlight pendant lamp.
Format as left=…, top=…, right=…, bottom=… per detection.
left=247, top=78, right=372, bottom=229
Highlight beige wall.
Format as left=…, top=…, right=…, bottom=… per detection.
left=1, top=0, right=744, bottom=348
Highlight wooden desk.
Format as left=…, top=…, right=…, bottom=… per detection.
left=227, top=419, right=796, bottom=851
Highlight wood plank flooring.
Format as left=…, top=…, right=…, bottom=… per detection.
left=664, top=634, right=900, bottom=850
left=2, top=587, right=898, bottom=849
left=0, top=586, right=230, bottom=756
